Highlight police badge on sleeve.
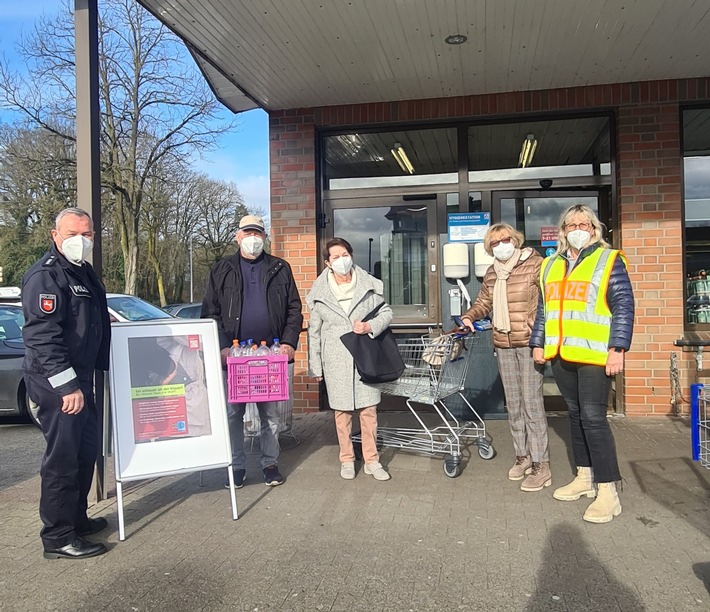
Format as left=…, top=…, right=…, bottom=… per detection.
left=39, top=294, right=57, bottom=314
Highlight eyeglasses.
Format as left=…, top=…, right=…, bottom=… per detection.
left=565, top=222, right=591, bottom=232
left=490, top=236, right=512, bottom=248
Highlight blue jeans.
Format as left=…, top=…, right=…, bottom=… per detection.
left=228, top=401, right=280, bottom=470
left=551, top=358, right=621, bottom=483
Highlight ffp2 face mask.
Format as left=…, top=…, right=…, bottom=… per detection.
left=330, top=256, right=353, bottom=276
left=61, top=235, right=93, bottom=265
left=241, top=235, right=264, bottom=257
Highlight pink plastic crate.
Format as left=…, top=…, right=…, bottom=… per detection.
left=227, top=354, right=289, bottom=403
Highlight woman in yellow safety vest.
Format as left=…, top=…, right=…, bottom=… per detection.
left=530, top=204, right=635, bottom=524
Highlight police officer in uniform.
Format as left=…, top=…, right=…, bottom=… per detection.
left=22, top=207, right=111, bottom=559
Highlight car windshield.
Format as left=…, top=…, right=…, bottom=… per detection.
left=0, top=306, right=25, bottom=340
left=107, top=296, right=172, bottom=321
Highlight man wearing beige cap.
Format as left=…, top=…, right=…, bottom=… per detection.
left=202, top=215, right=303, bottom=487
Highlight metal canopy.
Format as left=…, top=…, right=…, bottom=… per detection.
left=138, top=0, right=710, bottom=114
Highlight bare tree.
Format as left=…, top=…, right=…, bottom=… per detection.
left=0, top=125, right=77, bottom=284
left=0, top=0, right=235, bottom=294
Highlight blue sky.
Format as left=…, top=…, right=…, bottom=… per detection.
left=0, top=0, right=270, bottom=215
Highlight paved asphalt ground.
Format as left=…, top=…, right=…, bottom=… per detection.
left=1, top=410, right=709, bottom=611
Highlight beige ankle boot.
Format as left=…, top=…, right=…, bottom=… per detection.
left=520, top=461, right=552, bottom=492
left=508, top=456, right=532, bottom=481
left=583, top=482, right=621, bottom=523
left=552, top=466, right=595, bottom=501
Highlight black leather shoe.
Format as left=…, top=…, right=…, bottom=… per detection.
left=76, top=517, right=108, bottom=536
left=43, top=537, right=107, bottom=560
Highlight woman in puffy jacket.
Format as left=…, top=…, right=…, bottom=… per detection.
left=460, top=223, right=551, bottom=492
left=530, top=204, right=634, bottom=524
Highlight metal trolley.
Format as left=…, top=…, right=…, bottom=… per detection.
left=354, top=331, right=495, bottom=478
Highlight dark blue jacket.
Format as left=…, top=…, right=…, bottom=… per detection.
left=529, top=244, right=635, bottom=353
left=21, top=243, right=111, bottom=395
left=201, top=252, right=303, bottom=354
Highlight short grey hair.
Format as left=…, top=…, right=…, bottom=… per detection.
left=55, top=207, right=93, bottom=230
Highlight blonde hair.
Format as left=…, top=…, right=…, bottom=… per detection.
left=556, top=204, right=610, bottom=254
left=483, top=223, right=525, bottom=256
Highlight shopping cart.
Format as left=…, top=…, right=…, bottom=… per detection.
left=353, top=331, right=495, bottom=478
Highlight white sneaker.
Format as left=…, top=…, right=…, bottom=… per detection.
left=364, top=462, right=391, bottom=481
left=340, top=462, right=356, bottom=480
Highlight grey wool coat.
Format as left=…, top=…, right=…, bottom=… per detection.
left=306, top=265, right=394, bottom=411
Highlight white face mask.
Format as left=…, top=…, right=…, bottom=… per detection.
left=241, top=235, right=264, bottom=257
left=61, top=235, right=93, bottom=265
left=492, top=242, right=516, bottom=261
left=567, top=229, right=591, bottom=251
left=330, top=256, right=353, bottom=276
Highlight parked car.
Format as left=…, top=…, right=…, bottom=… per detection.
left=0, top=294, right=173, bottom=427
left=163, top=302, right=202, bottom=319
left=0, top=286, right=22, bottom=305
left=106, top=293, right=174, bottom=322
left=0, top=304, right=38, bottom=426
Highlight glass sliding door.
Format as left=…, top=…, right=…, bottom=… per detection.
left=327, top=196, right=440, bottom=324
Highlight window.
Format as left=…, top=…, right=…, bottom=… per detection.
left=323, top=128, right=457, bottom=190
left=468, top=116, right=611, bottom=182
left=683, top=108, right=710, bottom=327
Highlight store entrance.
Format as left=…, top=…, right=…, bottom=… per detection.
left=491, top=189, right=610, bottom=410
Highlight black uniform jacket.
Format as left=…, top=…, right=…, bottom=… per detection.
left=21, top=243, right=111, bottom=396
left=201, top=252, right=303, bottom=354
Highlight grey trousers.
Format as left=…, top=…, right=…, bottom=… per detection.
left=227, top=401, right=280, bottom=470
left=496, top=346, right=550, bottom=463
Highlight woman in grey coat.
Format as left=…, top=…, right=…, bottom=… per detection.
left=307, top=237, right=393, bottom=481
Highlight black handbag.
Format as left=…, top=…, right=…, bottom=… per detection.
left=340, top=302, right=405, bottom=384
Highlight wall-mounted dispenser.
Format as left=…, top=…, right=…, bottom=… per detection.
left=473, top=242, right=495, bottom=278
left=443, top=243, right=471, bottom=316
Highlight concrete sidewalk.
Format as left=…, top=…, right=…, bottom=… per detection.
left=1, top=411, right=709, bottom=612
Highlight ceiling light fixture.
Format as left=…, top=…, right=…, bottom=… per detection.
left=518, top=133, right=538, bottom=168
left=391, top=143, right=415, bottom=174
left=445, top=34, right=467, bottom=45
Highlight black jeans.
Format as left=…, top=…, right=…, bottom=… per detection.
left=551, top=358, right=621, bottom=483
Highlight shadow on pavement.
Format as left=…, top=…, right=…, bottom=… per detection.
left=628, top=457, right=710, bottom=539
left=694, top=562, right=710, bottom=595
left=110, top=422, right=323, bottom=538
left=525, top=522, right=645, bottom=611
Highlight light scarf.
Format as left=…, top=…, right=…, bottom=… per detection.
left=492, top=249, right=521, bottom=333
left=327, top=268, right=357, bottom=313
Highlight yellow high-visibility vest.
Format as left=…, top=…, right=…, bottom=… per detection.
left=540, top=247, right=623, bottom=366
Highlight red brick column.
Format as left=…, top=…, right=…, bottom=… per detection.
left=269, top=110, right=319, bottom=411
left=616, top=103, right=684, bottom=415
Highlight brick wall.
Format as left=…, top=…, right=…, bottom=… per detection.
left=268, top=110, right=318, bottom=412
left=270, top=78, right=710, bottom=415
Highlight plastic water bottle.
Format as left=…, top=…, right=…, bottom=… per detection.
left=271, top=338, right=281, bottom=355
left=228, top=339, right=240, bottom=357
left=255, top=340, right=271, bottom=356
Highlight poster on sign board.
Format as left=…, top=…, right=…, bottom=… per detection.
left=109, top=318, right=231, bottom=481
